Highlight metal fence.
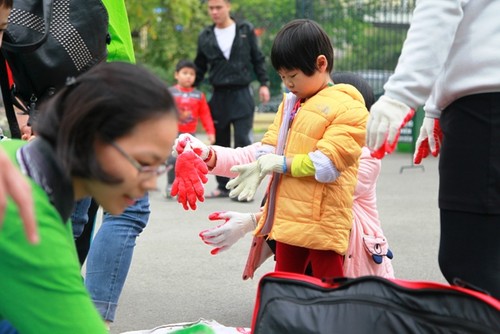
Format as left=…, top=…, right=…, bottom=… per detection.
left=233, top=0, right=416, bottom=107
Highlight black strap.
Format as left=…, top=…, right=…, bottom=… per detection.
left=0, top=53, right=21, bottom=138
left=17, top=138, right=74, bottom=222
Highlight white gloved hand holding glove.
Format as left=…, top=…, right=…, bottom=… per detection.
left=172, top=133, right=212, bottom=161
left=226, top=161, right=266, bottom=202
left=413, top=117, right=442, bottom=164
left=366, top=95, right=415, bottom=159
left=199, top=211, right=257, bottom=255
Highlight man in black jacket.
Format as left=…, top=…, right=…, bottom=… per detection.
left=195, top=0, right=270, bottom=200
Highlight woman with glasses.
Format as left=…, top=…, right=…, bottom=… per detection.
left=0, top=61, right=178, bottom=334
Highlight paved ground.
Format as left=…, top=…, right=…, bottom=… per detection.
left=91, top=141, right=442, bottom=334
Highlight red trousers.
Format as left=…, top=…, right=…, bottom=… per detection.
left=274, top=241, right=344, bottom=279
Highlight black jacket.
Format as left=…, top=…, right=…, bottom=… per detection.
left=194, top=20, right=269, bottom=88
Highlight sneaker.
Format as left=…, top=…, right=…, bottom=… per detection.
left=231, top=196, right=254, bottom=203
left=164, top=186, right=173, bottom=199
left=205, top=189, right=230, bottom=199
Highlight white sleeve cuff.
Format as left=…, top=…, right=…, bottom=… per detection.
left=309, top=150, right=340, bottom=183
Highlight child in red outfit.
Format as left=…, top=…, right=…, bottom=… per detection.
left=166, top=60, right=215, bottom=197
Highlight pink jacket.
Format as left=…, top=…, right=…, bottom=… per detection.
left=211, top=144, right=394, bottom=279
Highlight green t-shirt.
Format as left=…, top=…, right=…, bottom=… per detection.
left=0, top=140, right=108, bottom=333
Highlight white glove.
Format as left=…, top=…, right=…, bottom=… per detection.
left=199, top=211, right=257, bottom=255
left=172, top=133, right=211, bottom=161
left=226, top=161, right=266, bottom=201
left=257, top=153, right=286, bottom=176
left=413, top=117, right=442, bottom=164
left=366, top=95, right=415, bottom=159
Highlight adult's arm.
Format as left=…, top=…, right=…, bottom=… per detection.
left=247, top=23, right=269, bottom=88
left=194, top=31, right=209, bottom=87
left=382, top=0, right=465, bottom=109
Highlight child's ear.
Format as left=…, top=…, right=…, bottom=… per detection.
left=316, top=55, right=328, bottom=72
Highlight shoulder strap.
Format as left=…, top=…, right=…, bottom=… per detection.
left=2, top=0, right=53, bottom=53
left=0, top=53, right=21, bottom=138
left=17, top=138, right=74, bottom=222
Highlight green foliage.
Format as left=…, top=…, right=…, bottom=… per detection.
left=126, top=0, right=209, bottom=84
left=125, top=0, right=413, bottom=97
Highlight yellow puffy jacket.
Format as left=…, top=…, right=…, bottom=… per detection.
left=258, top=84, right=368, bottom=254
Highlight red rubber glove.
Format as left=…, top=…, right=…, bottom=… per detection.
left=413, top=117, right=442, bottom=164
left=170, top=144, right=208, bottom=210
left=367, top=95, right=415, bottom=159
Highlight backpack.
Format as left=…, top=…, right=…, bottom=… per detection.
left=0, top=0, right=109, bottom=138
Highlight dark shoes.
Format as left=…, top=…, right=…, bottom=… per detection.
left=205, top=189, right=230, bottom=199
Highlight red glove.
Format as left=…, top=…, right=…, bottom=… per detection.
left=413, top=117, right=442, bottom=164
left=170, top=146, right=208, bottom=210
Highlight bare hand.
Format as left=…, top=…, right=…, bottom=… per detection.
left=0, top=149, right=38, bottom=243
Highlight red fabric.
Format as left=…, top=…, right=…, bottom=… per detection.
left=274, top=241, right=344, bottom=279
left=169, top=85, right=215, bottom=135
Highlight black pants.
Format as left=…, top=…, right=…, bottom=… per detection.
left=438, top=92, right=500, bottom=298
left=439, top=210, right=500, bottom=298
left=209, top=86, right=255, bottom=190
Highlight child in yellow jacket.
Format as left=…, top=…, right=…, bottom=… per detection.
left=226, top=19, right=368, bottom=279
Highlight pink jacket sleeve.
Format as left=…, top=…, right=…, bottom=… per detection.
left=210, top=142, right=262, bottom=178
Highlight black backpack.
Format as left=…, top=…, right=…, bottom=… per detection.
left=0, top=0, right=109, bottom=138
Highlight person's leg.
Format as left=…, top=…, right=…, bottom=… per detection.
left=437, top=93, right=500, bottom=299
left=209, top=91, right=232, bottom=194
left=84, top=193, right=150, bottom=324
left=308, top=249, right=344, bottom=280
left=73, top=198, right=99, bottom=265
left=231, top=87, right=255, bottom=148
left=439, top=210, right=500, bottom=298
left=274, top=241, right=309, bottom=274
left=232, top=115, right=253, bottom=148
left=165, top=154, right=176, bottom=198
left=71, top=197, right=92, bottom=239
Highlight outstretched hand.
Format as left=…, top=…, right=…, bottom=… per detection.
left=199, top=211, right=256, bottom=255
left=170, top=143, right=208, bottom=210
left=226, top=161, right=266, bottom=202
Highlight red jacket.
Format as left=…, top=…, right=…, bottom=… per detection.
left=169, top=85, right=215, bottom=135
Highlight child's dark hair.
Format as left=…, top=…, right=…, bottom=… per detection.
left=0, top=0, right=13, bottom=8
left=271, top=19, right=334, bottom=75
left=175, top=59, right=196, bottom=72
left=332, top=72, right=375, bottom=110
left=35, top=61, right=177, bottom=184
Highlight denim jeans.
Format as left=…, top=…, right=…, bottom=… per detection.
left=0, top=321, right=17, bottom=334
left=72, top=197, right=92, bottom=239
left=71, top=194, right=150, bottom=322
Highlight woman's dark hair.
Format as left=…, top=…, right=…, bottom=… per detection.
left=271, top=19, right=334, bottom=75
left=332, top=72, right=375, bottom=109
left=35, top=61, right=177, bottom=183
left=0, top=0, right=13, bottom=8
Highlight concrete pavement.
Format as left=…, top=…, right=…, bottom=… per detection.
left=94, top=147, right=442, bottom=334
